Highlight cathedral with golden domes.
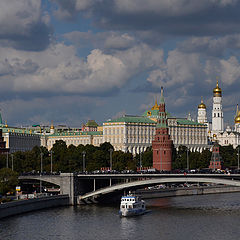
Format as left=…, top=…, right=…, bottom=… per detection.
left=197, top=79, right=240, bottom=149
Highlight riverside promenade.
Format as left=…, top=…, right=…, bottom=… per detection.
left=0, top=195, right=69, bottom=219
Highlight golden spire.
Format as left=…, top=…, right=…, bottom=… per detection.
left=198, top=96, right=206, bottom=109
left=50, top=120, right=54, bottom=129
left=235, top=104, right=240, bottom=124
left=151, top=98, right=159, bottom=110
left=5, top=120, right=8, bottom=128
left=213, top=77, right=222, bottom=97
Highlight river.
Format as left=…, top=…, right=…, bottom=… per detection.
left=1, top=192, right=240, bottom=240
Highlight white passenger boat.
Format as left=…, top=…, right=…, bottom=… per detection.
left=119, top=194, right=146, bottom=217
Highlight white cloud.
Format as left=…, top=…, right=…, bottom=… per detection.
left=179, top=34, right=240, bottom=57
left=64, top=31, right=136, bottom=50
left=147, top=50, right=203, bottom=89
left=0, top=0, right=52, bottom=50
left=0, top=41, right=166, bottom=95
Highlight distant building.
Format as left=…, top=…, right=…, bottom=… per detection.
left=103, top=116, right=156, bottom=154
left=82, top=120, right=99, bottom=132
left=0, top=118, right=40, bottom=153
left=200, top=79, right=240, bottom=149
left=0, top=129, right=9, bottom=154
left=44, top=130, right=103, bottom=151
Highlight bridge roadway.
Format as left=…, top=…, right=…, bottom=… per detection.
left=19, top=173, right=240, bottom=205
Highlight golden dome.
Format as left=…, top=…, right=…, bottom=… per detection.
left=151, top=99, right=159, bottom=110
left=235, top=105, right=240, bottom=124
left=50, top=121, right=54, bottom=129
left=147, top=111, right=152, bottom=116
left=213, top=79, right=222, bottom=97
left=198, top=97, right=206, bottom=109
left=235, top=114, right=240, bottom=124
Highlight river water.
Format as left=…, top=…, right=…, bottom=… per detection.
left=1, top=192, right=240, bottom=240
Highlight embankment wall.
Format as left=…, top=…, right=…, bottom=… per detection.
left=0, top=195, right=69, bottom=219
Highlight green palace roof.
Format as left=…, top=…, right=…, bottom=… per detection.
left=85, top=120, right=98, bottom=127
left=142, top=109, right=172, bottom=119
left=0, top=125, right=36, bottom=135
left=49, top=131, right=103, bottom=137
left=106, top=115, right=156, bottom=124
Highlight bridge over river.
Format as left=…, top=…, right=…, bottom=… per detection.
left=19, top=173, right=240, bottom=205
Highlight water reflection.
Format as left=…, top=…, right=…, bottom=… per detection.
left=1, top=193, right=240, bottom=240
left=120, top=216, right=138, bottom=239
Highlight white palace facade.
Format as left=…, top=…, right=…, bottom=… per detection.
left=42, top=90, right=209, bottom=154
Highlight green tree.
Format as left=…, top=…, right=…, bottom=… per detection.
left=198, top=149, right=211, bottom=169
left=142, top=148, right=153, bottom=167
left=220, top=145, right=235, bottom=168
left=172, top=145, right=188, bottom=169
left=51, top=140, right=68, bottom=172
left=0, top=168, right=18, bottom=195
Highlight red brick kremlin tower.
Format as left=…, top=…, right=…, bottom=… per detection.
left=152, top=87, right=173, bottom=171
left=209, top=141, right=222, bottom=170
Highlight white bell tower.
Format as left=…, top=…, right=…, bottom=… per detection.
left=197, top=97, right=207, bottom=124
left=212, top=79, right=224, bottom=135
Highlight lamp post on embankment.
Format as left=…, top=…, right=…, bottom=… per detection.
left=40, top=151, right=43, bottom=193
left=82, top=151, right=86, bottom=172
left=109, top=148, right=113, bottom=171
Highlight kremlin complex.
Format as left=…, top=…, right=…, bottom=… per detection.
left=0, top=79, right=239, bottom=171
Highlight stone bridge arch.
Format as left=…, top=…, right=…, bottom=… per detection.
left=79, top=177, right=240, bottom=202
left=19, top=173, right=76, bottom=205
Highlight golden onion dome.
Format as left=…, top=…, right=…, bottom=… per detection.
left=235, top=114, right=240, bottom=124
left=50, top=121, right=54, bottom=129
left=235, top=105, right=240, bottom=123
left=198, top=97, right=206, bottom=109
left=213, top=79, right=222, bottom=97
left=151, top=99, right=159, bottom=110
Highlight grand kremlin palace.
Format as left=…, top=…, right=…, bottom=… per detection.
left=43, top=100, right=208, bottom=154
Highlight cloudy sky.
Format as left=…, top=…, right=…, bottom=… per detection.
left=1, top=0, right=240, bottom=127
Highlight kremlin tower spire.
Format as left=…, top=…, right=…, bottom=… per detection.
left=152, top=87, right=173, bottom=171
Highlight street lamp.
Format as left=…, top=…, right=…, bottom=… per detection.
left=237, top=146, right=240, bottom=170
left=109, top=148, right=113, bottom=171
left=187, top=148, right=189, bottom=171
left=11, top=154, right=13, bottom=171
left=40, top=151, right=43, bottom=193
left=82, top=151, right=86, bottom=172
left=6, top=152, right=8, bottom=168
left=50, top=150, right=54, bottom=174
left=139, top=151, right=142, bottom=170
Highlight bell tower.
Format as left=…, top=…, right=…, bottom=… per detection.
left=197, top=97, right=207, bottom=124
left=212, top=78, right=224, bottom=136
left=152, top=87, right=173, bottom=171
